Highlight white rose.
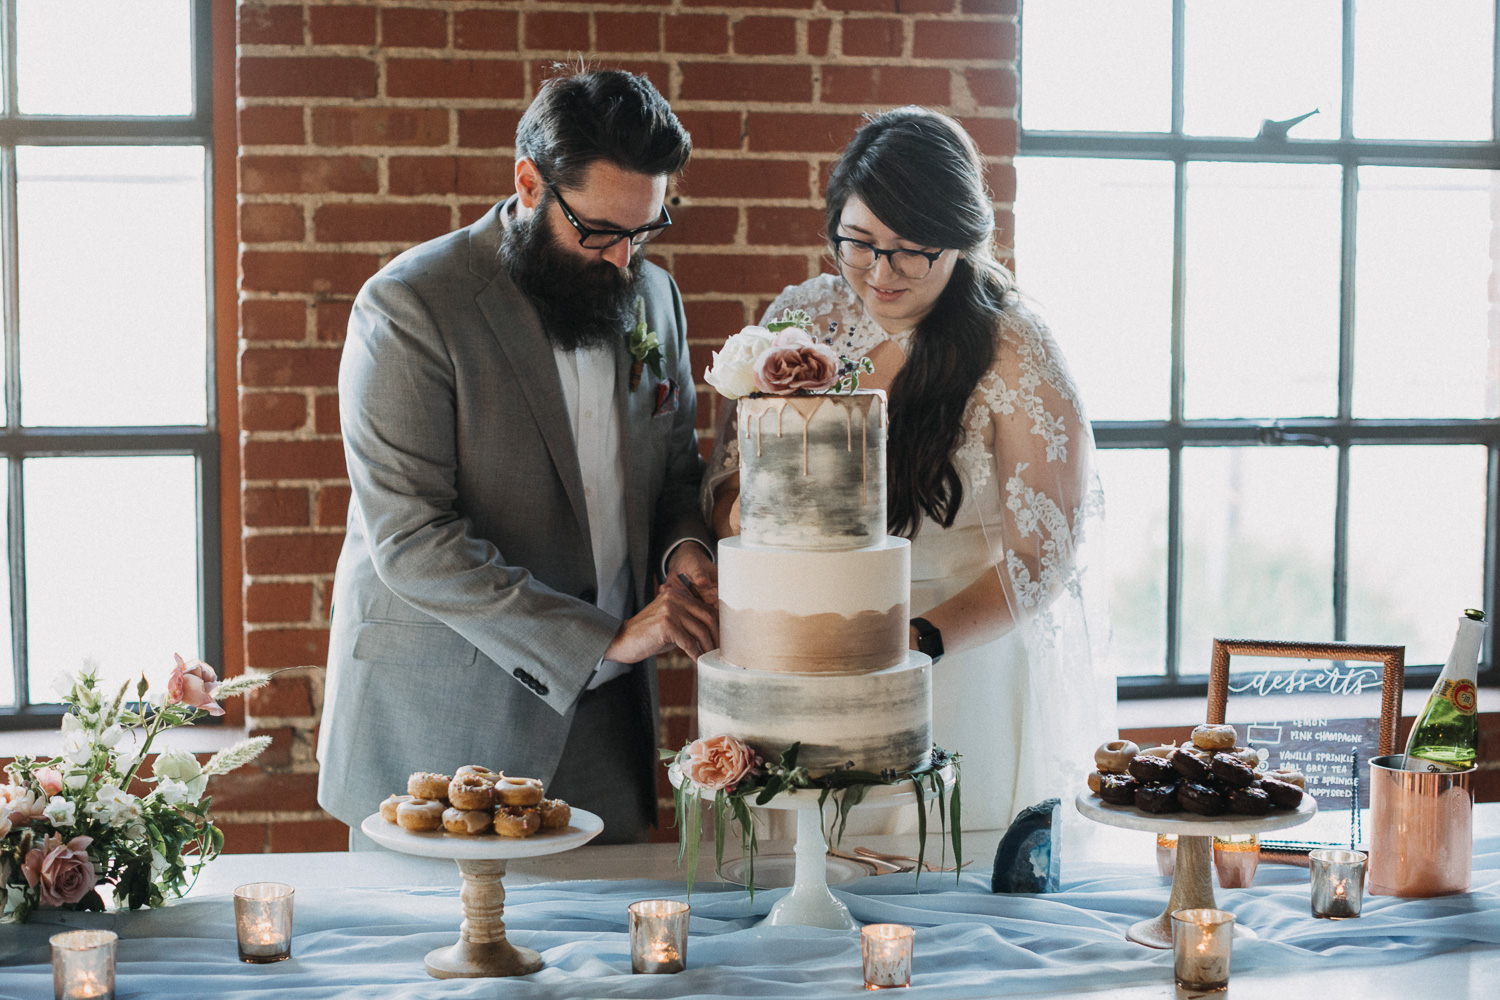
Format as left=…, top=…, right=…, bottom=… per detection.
left=43, top=795, right=76, bottom=827
left=153, top=747, right=207, bottom=803
left=704, top=326, right=775, bottom=399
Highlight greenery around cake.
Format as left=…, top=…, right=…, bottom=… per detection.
left=660, top=738, right=961, bottom=896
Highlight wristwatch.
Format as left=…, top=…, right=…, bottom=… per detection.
left=910, top=617, right=944, bottom=664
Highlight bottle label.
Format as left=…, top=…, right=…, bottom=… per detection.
left=1441, top=679, right=1478, bottom=715
left=1409, top=757, right=1470, bottom=773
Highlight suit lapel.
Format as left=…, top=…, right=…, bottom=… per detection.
left=616, top=324, right=651, bottom=607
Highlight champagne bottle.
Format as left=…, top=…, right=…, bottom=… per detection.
left=1401, top=609, right=1485, bottom=772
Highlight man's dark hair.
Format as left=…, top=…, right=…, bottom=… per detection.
left=515, top=70, right=690, bottom=190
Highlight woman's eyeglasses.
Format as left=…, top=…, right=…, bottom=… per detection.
left=830, top=235, right=945, bottom=279
left=547, top=181, right=672, bottom=249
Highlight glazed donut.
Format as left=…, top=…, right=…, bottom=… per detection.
left=495, top=776, right=544, bottom=807
left=1191, top=724, right=1237, bottom=751
left=537, top=798, right=572, bottom=830
left=448, top=774, right=495, bottom=811
left=1140, top=742, right=1178, bottom=759
left=1093, top=740, right=1140, bottom=774
left=1266, top=766, right=1306, bottom=789
left=1229, top=745, right=1265, bottom=769
left=407, top=771, right=451, bottom=801
left=494, top=806, right=542, bottom=838
left=454, top=765, right=498, bottom=784
left=442, top=807, right=494, bottom=835
left=1087, top=770, right=1105, bottom=794
left=381, top=794, right=414, bottom=823
left=396, top=798, right=445, bottom=832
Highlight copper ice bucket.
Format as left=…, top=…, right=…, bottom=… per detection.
left=1367, top=755, right=1474, bottom=897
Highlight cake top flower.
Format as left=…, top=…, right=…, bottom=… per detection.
left=704, top=310, right=872, bottom=399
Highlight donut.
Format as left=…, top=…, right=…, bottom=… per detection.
left=1140, top=742, right=1178, bottom=759
left=1094, top=740, right=1140, bottom=774
left=1266, top=767, right=1306, bottom=789
left=1127, top=754, right=1176, bottom=785
left=442, top=807, right=495, bottom=835
left=448, top=774, right=495, bottom=811
left=495, top=776, right=544, bottom=807
left=454, top=765, right=499, bottom=783
left=1209, top=752, right=1257, bottom=789
left=1260, top=776, right=1304, bottom=809
left=494, top=806, right=542, bottom=838
left=1098, top=774, right=1140, bottom=806
left=381, top=793, right=414, bottom=823
left=407, top=772, right=451, bottom=801
left=1169, top=748, right=1212, bottom=784
left=1228, top=746, right=1265, bottom=768
left=397, top=798, right=445, bottom=832
left=1191, top=724, right=1237, bottom=751
left=1178, top=782, right=1227, bottom=816
left=1228, top=787, right=1272, bottom=816
left=538, top=798, right=572, bottom=830
left=1135, top=782, right=1181, bottom=814
left=1087, top=770, right=1105, bottom=794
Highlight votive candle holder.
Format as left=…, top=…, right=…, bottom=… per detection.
left=1170, top=908, right=1233, bottom=992
left=1309, top=849, right=1367, bottom=919
left=50, top=929, right=117, bottom=1000
left=1213, top=833, right=1260, bottom=888
left=861, top=923, right=914, bottom=990
left=629, top=899, right=689, bottom=974
left=234, top=882, right=295, bottom=963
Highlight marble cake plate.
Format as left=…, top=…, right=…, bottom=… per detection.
left=1075, top=792, right=1317, bottom=948
left=360, top=809, right=603, bottom=979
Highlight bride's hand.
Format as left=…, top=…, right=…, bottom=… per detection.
left=729, top=496, right=740, bottom=535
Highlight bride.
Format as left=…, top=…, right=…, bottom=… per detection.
left=703, top=107, right=1115, bottom=832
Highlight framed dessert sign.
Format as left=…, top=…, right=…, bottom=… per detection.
left=1206, top=637, right=1405, bottom=853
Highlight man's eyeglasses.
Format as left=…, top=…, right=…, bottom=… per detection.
left=546, top=181, right=672, bottom=250
left=830, top=235, right=946, bottom=280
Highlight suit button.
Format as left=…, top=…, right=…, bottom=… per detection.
left=535, top=682, right=549, bottom=696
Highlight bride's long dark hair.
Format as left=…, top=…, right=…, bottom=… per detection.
left=825, top=107, right=1015, bottom=537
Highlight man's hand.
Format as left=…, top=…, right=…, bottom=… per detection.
left=603, top=542, right=719, bottom=663
left=665, top=541, right=717, bottom=608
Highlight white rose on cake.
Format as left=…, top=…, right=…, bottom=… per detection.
left=704, top=325, right=776, bottom=399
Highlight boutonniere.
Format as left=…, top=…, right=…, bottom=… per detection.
left=628, top=297, right=664, bottom=391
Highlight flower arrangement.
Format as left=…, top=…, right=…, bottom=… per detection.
left=627, top=296, right=664, bottom=391
left=704, top=309, right=874, bottom=399
left=0, top=655, right=271, bottom=923
left=660, top=736, right=961, bottom=895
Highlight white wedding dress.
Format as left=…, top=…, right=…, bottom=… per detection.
left=703, top=273, right=1116, bottom=837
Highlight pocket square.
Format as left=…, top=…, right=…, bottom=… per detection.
left=653, top=378, right=679, bottom=416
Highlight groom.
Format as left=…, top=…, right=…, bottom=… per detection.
left=317, top=69, right=717, bottom=847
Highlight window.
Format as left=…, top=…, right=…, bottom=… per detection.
left=0, top=0, right=216, bottom=728
left=1016, top=0, right=1500, bottom=697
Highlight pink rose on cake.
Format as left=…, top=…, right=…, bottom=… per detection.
left=682, top=735, right=757, bottom=792
left=753, top=328, right=839, bottom=394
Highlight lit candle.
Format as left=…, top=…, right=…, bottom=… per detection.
left=50, top=930, right=117, bottom=1000
left=1170, top=908, right=1233, bottom=992
left=629, top=899, right=689, bottom=974
left=1310, top=849, right=1366, bottom=918
left=234, top=882, right=295, bottom=963
left=861, top=923, right=914, bottom=990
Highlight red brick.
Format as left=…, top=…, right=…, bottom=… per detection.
left=315, top=394, right=342, bottom=434
left=244, top=533, right=345, bottom=577
left=654, top=205, right=738, bottom=246
left=684, top=299, right=747, bottom=336
left=675, top=110, right=742, bottom=151
left=657, top=663, right=693, bottom=705
left=680, top=63, right=812, bottom=103
left=842, top=17, right=905, bottom=57
left=807, top=18, right=832, bottom=56
left=994, top=207, right=1014, bottom=252
left=734, top=16, right=797, bottom=56
left=269, top=819, right=349, bottom=853
left=311, top=108, right=449, bottom=147
left=382, top=7, right=449, bottom=48
left=681, top=159, right=809, bottom=200
left=747, top=112, right=863, bottom=153
left=962, top=0, right=1018, bottom=16
left=240, top=393, right=309, bottom=433
left=241, top=155, right=378, bottom=195
left=665, top=15, right=727, bottom=54
left=315, top=203, right=452, bottom=244
left=387, top=58, right=525, bottom=99
left=242, top=251, right=379, bottom=295
left=662, top=713, right=692, bottom=749
left=747, top=206, right=827, bottom=246
left=965, top=116, right=1018, bottom=158
left=389, top=155, right=512, bottom=196
left=683, top=0, right=808, bottom=7
left=315, top=301, right=354, bottom=343
left=309, top=5, right=376, bottom=45
left=246, top=583, right=317, bottom=625
left=240, top=202, right=304, bottom=243
left=688, top=342, right=717, bottom=384
left=247, top=626, right=329, bottom=671
left=990, top=162, right=1016, bottom=202
left=528, top=61, right=669, bottom=96
left=966, top=67, right=1018, bottom=108
left=459, top=202, right=494, bottom=227
left=820, top=65, right=950, bottom=106
left=243, top=485, right=310, bottom=528
left=239, top=106, right=305, bottom=146
left=242, top=347, right=343, bottom=389
left=458, top=109, right=522, bottom=148
left=241, top=299, right=307, bottom=342
left=243, top=439, right=349, bottom=481
left=316, top=484, right=351, bottom=526
left=239, top=56, right=377, bottom=99
left=248, top=673, right=315, bottom=716
left=674, top=254, right=808, bottom=296
left=524, top=11, right=589, bottom=50
left=216, top=822, right=268, bottom=854
left=239, top=3, right=302, bottom=45
left=247, top=727, right=295, bottom=768
left=210, top=770, right=322, bottom=813
left=826, top=0, right=953, bottom=9
left=596, top=12, right=659, bottom=52
left=912, top=19, right=1016, bottom=61
left=454, top=10, right=518, bottom=51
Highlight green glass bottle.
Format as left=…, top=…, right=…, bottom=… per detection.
left=1402, top=609, right=1485, bottom=772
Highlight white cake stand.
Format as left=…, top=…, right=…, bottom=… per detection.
left=360, top=809, right=603, bottom=978
left=1074, top=792, right=1316, bottom=948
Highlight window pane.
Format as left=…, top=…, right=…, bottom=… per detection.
left=1354, top=0, right=1493, bottom=140
left=1020, top=0, right=1172, bottom=132
left=1184, top=162, right=1342, bottom=419
left=1014, top=157, right=1174, bottom=420
left=1183, top=0, right=1342, bottom=139
left=1354, top=167, right=1498, bottom=418
left=1347, top=446, right=1486, bottom=666
left=1180, top=447, right=1337, bottom=674
left=16, top=0, right=193, bottom=116
left=24, top=456, right=200, bottom=705
left=0, top=489, right=11, bottom=708
left=1095, top=448, right=1168, bottom=676
left=19, top=146, right=208, bottom=427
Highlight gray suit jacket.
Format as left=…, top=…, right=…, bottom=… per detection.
left=315, top=201, right=710, bottom=827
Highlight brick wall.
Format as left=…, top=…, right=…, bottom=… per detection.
left=224, top=0, right=1018, bottom=850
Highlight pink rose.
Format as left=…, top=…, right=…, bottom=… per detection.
left=35, top=767, right=64, bottom=797
left=21, top=833, right=97, bottom=907
left=167, top=653, right=223, bottom=716
left=752, top=329, right=839, bottom=394
left=4, top=785, right=46, bottom=827
left=682, top=735, right=757, bottom=792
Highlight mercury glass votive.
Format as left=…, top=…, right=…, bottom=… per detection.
left=50, top=929, right=117, bottom=1000
left=1170, top=908, right=1233, bottom=992
left=1213, top=833, right=1259, bottom=888
left=234, top=882, right=295, bottom=963
left=1156, top=833, right=1177, bottom=878
left=1309, top=849, right=1367, bottom=918
left=861, top=923, right=914, bottom=990
left=629, top=899, right=689, bottom=974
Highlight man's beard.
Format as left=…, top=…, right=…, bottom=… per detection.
left=501, top=207, right=643, bottom=351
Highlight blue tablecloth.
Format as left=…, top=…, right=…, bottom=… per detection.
left=4, top=834, right=1500, bottom=999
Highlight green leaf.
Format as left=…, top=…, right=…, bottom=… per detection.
left=682, top=788, right=702, bottom=896
left=949, top=761, right=963, bottom=885
left=912, top=775, right=927, bottom=889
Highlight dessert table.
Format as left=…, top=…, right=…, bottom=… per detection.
left=3, top=806, right=1499, bottom=999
